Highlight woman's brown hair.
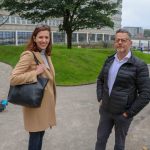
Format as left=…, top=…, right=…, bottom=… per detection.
left=26, top=24, right=52, bottom=56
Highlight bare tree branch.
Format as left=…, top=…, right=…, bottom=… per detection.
left=0, top=14, right=10, bottom=27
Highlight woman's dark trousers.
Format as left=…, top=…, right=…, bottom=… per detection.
left=95, top=108, right=133, bottom=150
left=28, top=131, right=45, bottom=150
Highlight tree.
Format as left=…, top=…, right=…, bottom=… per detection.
left=0, top=15, right=10, bottom=27
left=0, top=0, right=121, bottom=49
left=0, top=0, right=9, bottom=26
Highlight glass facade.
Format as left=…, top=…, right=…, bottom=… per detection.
left=78, top=33, right=87, bottom=43
left=72, top=33, right=77, bottom=43
left=0, top=31, right=33, bottom=45
left=0, top=31, right=16, bottom=45
left=0, top=15, right=9, bottom=24
left=10, top=16, right=15, bottom=24
left=97, top=34, right=103, bottom=41
left=104, top=34, right=110, bottom=41
left=0, top=16, right=3, bottom=24
left=0, top=31, right=113, bottom=45
left=17, top=32, right=32, bottom=44
left=89, top=34, right=95, bottom=42
left=0, top=9, right=121, bottom=45
left=53, top=32, right=65, bottom=43
left=1, top=15, right=62, bottom=27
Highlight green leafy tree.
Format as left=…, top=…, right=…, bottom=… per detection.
left=0, top=0, right=121, bottom=48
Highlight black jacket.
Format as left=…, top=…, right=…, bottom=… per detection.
left=97, top=53, right=150, bottom=118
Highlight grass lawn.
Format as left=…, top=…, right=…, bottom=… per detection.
left=0, top=45, right=150, bottom=85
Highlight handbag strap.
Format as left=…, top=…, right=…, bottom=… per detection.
left=31, top=51, right=40, bottom=65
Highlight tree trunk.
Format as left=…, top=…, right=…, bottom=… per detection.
left=66, top=31, right=72, bottom=49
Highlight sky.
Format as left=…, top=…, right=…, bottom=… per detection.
left=122, top=0, right=150, bottom=29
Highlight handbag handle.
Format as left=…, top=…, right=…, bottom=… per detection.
left=31, top=51, right=40, bottom=65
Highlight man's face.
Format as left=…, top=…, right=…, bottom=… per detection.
left=114, top=32, right=132, bottom=53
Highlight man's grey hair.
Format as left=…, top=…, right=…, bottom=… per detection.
left=115, top=28, right=132, bottom=39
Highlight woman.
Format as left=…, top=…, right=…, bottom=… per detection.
left=10, top=25, right=56, bottom=150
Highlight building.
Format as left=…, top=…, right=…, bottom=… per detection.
left=123, top=26, right=144, bottom=39
left=0, top=1, right=122, bottom=46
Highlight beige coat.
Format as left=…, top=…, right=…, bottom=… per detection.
left=10, top=51, right=56, bottom=132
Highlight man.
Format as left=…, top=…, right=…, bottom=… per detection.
left=95, top=29, right=150, bottom=150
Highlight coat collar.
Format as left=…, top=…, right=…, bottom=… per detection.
left=107, top=51, right=136, bottom=65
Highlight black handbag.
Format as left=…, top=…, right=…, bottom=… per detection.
left=7, top=52, right=49, bottom=107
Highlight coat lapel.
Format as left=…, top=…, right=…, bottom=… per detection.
left=33, top=52, right=55, bottom=78
left=46, top=56, right=55, bottom=77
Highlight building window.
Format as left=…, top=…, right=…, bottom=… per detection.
left=49, top=20, right=54, bottom=26
left=89, top=34, right=95, bottom=42
left=72, top=33, right=77, bottom=43
left=27, top=20, right=32, bottom=25
left=78, top=33, right=87, bottom=43
left=104, top=34, right=109, bottom=41
left=0, top=31, right=16, bottom=45
left=21, top=18, right=26, bottom=24
left=97, top=34, right=103, bottom=41
left=0, top=16, right=4, bottom=24
left=10, top=16, right=15, bottom=24
left=53, top=32, right=65, bottom=43
left=17, top=32, right=32, bottom=44
left=16, top=17, right=21, bottom=24
left=111, top=35, right=115, bottom=41
left=54, top=20, right=57, bottom=26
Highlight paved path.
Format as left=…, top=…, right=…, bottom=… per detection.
left=0, top=62, right=150, bottom=150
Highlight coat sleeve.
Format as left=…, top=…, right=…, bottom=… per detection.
left=10, top=51, right=37, bottom=86
left=126, top=62, right=150, bottom=118
left=96, top=60, right=107, bottom=102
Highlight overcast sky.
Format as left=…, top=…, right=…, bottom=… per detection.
left=122, top=0, right=150, bottom=29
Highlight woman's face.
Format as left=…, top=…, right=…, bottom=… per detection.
left=34, top=30, right=50, bottom=50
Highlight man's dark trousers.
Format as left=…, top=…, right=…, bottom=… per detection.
left=95, top=107, right=133, bottom=150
